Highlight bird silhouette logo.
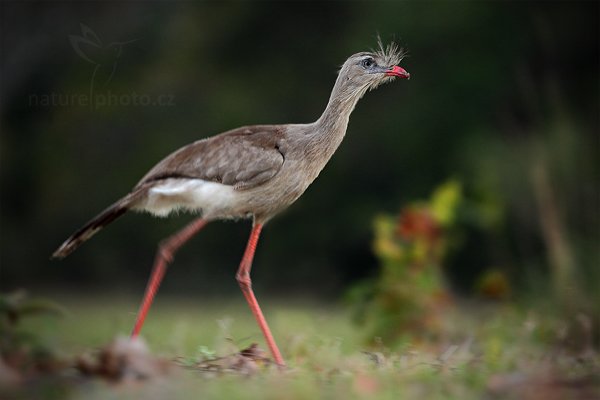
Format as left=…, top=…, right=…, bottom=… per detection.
left=69, top=23, right=137, bottom=97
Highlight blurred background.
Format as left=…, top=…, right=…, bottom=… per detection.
left=1, top=2, right=598, bottom=320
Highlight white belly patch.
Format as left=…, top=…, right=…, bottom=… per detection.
left=137, top=179, right=237, bottom=217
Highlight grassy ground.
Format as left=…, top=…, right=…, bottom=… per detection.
left=7, top=294, right=600, bottom=399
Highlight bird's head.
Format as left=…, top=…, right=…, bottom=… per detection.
left=338, top=40, right=409, bottom=97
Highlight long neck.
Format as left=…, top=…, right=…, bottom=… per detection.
left=309, top=73, right=367, bottom=159
left=315, top=73, right=364, bottom=134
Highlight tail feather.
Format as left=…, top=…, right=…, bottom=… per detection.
left=51, top=191, right=142, bottom=259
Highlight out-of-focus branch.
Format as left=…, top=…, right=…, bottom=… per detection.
left=530, top=157, right=576, bottom=306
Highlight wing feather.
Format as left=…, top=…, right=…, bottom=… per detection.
left=136, top=125, right=285, bottom=190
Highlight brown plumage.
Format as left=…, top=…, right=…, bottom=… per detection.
left=52, top=42, right=409, bottom=367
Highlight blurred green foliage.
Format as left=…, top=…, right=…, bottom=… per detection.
left=1, top=2, right=597, bottom=309
left=352, top=170, right=597, bottom=346
left=0, top=290, right=66, bottom=388
left=349, top=180, right=465, bottom=344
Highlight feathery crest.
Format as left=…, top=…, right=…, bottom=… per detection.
left=373, top=36, right=406, bottom=68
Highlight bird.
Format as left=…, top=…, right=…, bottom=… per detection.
left=52, top=41, right=410, bottom=368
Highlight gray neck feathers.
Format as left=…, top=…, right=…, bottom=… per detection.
left=307, top=70, right=369, bottom=161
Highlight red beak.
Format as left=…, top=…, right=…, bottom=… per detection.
left=386, top=65, right=410, bottom=79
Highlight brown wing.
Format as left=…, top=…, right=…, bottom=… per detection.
left=135, top=125, right=286, bottom=190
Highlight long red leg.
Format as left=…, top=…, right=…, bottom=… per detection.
left=236, top=223, right=285, bottom=368
left=131, top=217, right=208, bottom=337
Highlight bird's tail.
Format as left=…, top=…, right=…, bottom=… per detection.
left=51, top=190, right=144, bottom=259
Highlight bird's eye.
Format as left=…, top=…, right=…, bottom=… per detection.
left=361, top=58, right=375, bottom=68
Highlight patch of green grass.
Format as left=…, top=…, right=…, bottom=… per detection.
left=13, top=295, right=600, bottom=399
